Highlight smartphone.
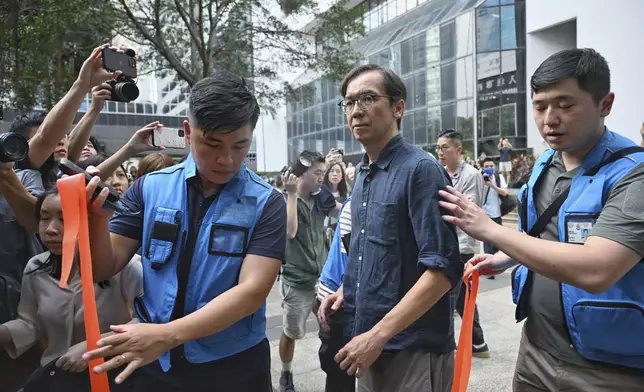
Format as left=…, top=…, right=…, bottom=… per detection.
left=58, top=159, right=127, bottom=213
left=152, top=127, right=186, bottom=149
left=102, top=47, right=137, bottom=79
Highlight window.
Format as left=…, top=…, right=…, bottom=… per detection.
left=412, top=33, right=426, bottom=70
left=426, top=27, right=440, bottom=64
left=440, top=22, right=456, bottom=61
left=401, top=113, right=414, bottom=143
left=501, top=5, right=517, bottom=49
left=456, top=56, right=474, bottom=99
left=413, top=71, right=426, bottom=107
left=501, top=104, right=516, bottom=137
left=427, top=106, right=441, bottom=143
left=406, top=0, right=416, bottom=12
left=387, top=0, right=397, bottom=21
left=440, top=62, right=456, bottom=102
left=476, top=7, right=501, bottom=52
left=400, top=39, right=412, bottom=75
left=427, top=65, right=441, bottom=106
left=441, top=103, right=456, bottom=131
left=456, top=11, right=474, bottom=58
left=479, top=106, right=500, bottom=138
left=457, top=99, right=474, bottom=139
left=396, top=0, right=406, bottom=17
left=414, top=110, right=427, bottom=145
left=403, top=76, right=414, bottom=110
left=477, top=51, right=501, bottom=94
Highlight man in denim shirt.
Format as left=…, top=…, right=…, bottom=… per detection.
left=318, top=65, right=463, bottom=392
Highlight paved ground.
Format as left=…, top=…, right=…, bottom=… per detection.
left=266, top=270, right=523, bottom=392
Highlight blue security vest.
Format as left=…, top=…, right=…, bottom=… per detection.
left=513, top=129, right=644, bottom=369
left=319, top=198, right=351, bottom=291
left=137, top=154, right=273, bottom=371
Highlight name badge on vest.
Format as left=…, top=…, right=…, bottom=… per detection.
left=565, top=215, right=598, bottom=244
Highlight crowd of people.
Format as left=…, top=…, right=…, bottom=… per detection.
left=0, top=44, right=643, bottom=392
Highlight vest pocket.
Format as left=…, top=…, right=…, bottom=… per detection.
left=208, top=224, right=249, bottom=257
left=572, top=300, right=644, bottom=357
left=145, top=207, right=182, bottom=269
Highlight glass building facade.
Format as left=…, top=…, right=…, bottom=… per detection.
left=286, top=0, right=526, bottom=163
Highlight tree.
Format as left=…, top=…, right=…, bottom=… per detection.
left=109, top=0, right=365, bottom=109
left=0, top=0, right=114, bottom=111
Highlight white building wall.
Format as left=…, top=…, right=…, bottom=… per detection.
left=525, top=0, right=644, bottom=154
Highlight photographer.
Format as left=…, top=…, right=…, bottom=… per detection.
left=480, top=158, right=508, bottom=268
left=278, top=150, right=337, bottom=392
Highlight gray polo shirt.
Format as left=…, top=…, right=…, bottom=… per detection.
left=525, top=152, right=644, bottom=374
left=448, top=162, right=485, bottom=255
left=0, top=169, right=44, bottom=283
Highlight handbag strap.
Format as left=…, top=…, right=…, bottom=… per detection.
left=451, top=270, right=480, bottom=392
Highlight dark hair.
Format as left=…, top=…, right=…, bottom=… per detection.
left=189, top=72, right=260, bottom=135
left=292, top=150, right=325, bottom=177
left=531, top=48, right=611, bottom=105
left=324, top=162, right=348, bottom=198
left=9, top=112, right=47, bottom=140
left=137, top=153, right=175, bottom=178
left=29, top=188, right=110, bottom=287
left=438, top=129, right=463, bottom=146
left=482, top=157, right=495, bottom=165
left=340, top=64, right=407, bottom=129
left=89, top=136, right=108, bottom=155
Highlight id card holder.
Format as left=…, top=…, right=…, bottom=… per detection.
left=564, top=214, right=599, bottom=244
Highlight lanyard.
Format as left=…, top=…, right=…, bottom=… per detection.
left=58, top=174, right=110, bottom=392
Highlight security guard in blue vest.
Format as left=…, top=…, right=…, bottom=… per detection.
left=439, top=48, right=644, bottom=391
left=82, top=73, right=286, bottom=391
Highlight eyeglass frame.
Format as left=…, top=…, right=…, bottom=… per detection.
left=337, top=93, right=400, bottom=113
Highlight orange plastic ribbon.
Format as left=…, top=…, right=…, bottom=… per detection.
left=58, top=174, right=110, bottom=392
left=452, top=269, right=480, bottom=392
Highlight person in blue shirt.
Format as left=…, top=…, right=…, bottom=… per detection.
left=82, top=71, right=286, bottom=391
left=440, top=49, right=644, bottom=391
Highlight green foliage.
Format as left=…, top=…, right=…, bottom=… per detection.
left=0, top=0, right=114, bottom=111
left=109, top=0, right=365, bottom=111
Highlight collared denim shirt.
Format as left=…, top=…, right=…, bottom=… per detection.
left=343, top=135, right=463, bottom=354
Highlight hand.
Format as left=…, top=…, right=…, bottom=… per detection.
left=89, top=83, right=112, bottom=112
left=281, top=171, right=298, bottom=194
left=438, top=186, right=496, bottom=242
left=82, top=323, right=179, bottom=384
left=56, top=341, right=88, bottom=372
left=335, top=329, right=386, bottom=377
left=467, top=253, right=515, bottom=276
left=318, top=287, right=343, bottom=331
left=0, top=161, right=14, bottom=172
left=126, top=122, right=164, bottom=154
left=77, top=46, right=122, bottom=90
left=640, top=123, right=644, bottom=138
left=83, top=170, right=113, bottom=218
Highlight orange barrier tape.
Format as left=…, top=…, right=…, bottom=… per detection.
left=58, top=174, right=110, bottom=392
left=452, top=269, right=480, bottom=392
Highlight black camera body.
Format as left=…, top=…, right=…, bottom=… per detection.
left=106, top=75, right=139, bottom=103
left=0, top=133, right=29, bottom=163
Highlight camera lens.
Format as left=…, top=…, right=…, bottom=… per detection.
left=0, top=133, right=29, bottom=163
left=114, top=81, right=140, bottom=102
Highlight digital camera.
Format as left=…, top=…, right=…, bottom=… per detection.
left=0, top=132, right=29, bottom=163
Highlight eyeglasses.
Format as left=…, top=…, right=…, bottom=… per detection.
left=338, top=93, right=393, bottom=113
left=435, top=145, right=452, bottom=153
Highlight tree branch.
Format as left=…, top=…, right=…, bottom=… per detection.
left=172, top=0, right=206, bottom=64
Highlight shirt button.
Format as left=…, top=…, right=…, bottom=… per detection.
left=366, top=178, right=371, bottom=182
left=361, top=229, right=365, bottom=234
left=555, top=188, right=561, bottom=194
left=569, top=344, right=574, bottom=348
left=357, top=283, right=360, bottom=288
left=358, top=256, right=362, bottom=261
left=362, top=202, right=366, bottom=207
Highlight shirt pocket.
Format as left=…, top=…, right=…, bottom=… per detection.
left=366, top=202, right=398, bottom=246
left=145, top=207, right=182, bottom=270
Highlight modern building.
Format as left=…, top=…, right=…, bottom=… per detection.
left=525, top=0, right=644, bottom=154
left=285, top=0, right=528, bottom=164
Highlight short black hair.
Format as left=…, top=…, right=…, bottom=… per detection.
left=89, top=136, right=108, bottom=155
left=531, top=48, right=610, bottom=104
left=482, top=157, right=495, bottom=165
left=340, top=64, right=407, bottom=129
left=189, top=71, right=260, bottom=134
left=9, top=112, right=47, bottom=140
left=438, top=129, right=463, bottom=146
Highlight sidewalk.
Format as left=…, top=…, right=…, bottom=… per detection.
left=267, top=272, right=523, bottom=391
